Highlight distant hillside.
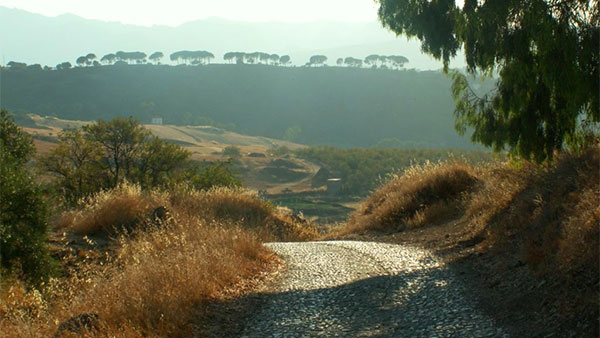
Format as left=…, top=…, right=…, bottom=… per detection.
left=1, top=64, right=478, bottom=148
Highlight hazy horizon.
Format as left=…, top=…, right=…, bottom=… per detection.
left=0, top=6, right=466, bottom=70
left=0, top=0, right=380, bottom=26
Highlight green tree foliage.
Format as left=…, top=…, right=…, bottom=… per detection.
left=42, top=118, right=237, bottom=200
left=7, top=61, right=27, bottom=69
left=85, top=53, right=96, bottom=65
left=377, top=0, right=599, bottom=161
left=56, top=61, right=72, bottom=70
left=148, top=51, right=164, bottom=64
left=101, top=53, right=117, bottom=65
left=83, top=117, right=151, bottom=187
left=115, top=51, right=147, bottom=64
left=279, top=55, right=291, bottom=65
left=170, top=50, right=214, bottom=65
left=309, top=55, right=328, bottom=66
left=135, top=136, right=191, bottom=188
left=40, top=128, right=106, bottom=202
left=0, top=110, right=55, bottom=285
left=344, top=57, right=362, bottom=67
left=188, top=161, right=241, bottom=190
left=222, top=145, right=242, bottom=159
left=76, top=55, right=87, bottom=67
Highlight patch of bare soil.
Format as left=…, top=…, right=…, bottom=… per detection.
left=338, top=218, right=598, bottom=337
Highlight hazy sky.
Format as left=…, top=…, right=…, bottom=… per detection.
left=0, top=0, right=380, bottom=26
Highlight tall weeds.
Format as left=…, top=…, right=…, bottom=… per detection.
left=1, top=183, right=316, bottom=337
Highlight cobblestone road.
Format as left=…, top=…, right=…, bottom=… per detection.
left=239, top=241, right=509, bottom=337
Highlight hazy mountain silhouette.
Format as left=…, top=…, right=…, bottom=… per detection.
left=0, top=6, right=464, bottom=70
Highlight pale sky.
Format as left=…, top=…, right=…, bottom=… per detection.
left=0, top=0, right=381, bottom=26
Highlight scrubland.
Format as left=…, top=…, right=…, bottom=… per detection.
left=0, top=184, right=316, bottom=337
left=330, top=145, right=599, bottom=335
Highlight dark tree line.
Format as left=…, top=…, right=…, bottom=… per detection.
left=4, top=51, right=408, bottom=71
left=223, top=52, right=289, bottom=65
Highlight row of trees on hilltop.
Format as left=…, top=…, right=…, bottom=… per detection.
left=223, top=52, right=291, bottom=65
left=336, top=55, right=409, bottom=69
left=5, top=51, right=408, bottom=70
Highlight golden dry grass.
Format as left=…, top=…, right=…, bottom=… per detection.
left=1, top=183, right=317, bottom=337
left=56, top=184, right=168, bottom=235
left=331, top=146, right=599, bottom=322
left=169, top=186, right=319, bottom=242
left=335, top=160, right=479, bottom=237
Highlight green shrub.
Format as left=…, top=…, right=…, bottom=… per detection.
left=0, top=110, right=56, bottom=285
left=222, top=145, right=242, bottom=158
left=189, top=161, right=241, bottom=190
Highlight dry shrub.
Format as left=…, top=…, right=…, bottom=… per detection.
left=461, top=146, right=599, bottom=325
left=1, top=184, right=316, bottom=337
left=170, top=186, right=318, bottom=242
left=466, top=147, right=599, bottom=274
left=57, top=183, right=168, bottom=235
left=342, top=161, right=479, bottom=235
left=69, top=219, right=275, bottom=336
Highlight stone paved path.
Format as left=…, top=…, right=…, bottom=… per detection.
left=238, top=241, right=509, bottom=337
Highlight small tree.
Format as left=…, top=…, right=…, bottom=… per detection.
left=135, top=137, right=191, bottom=188
left=85, top=53, right=97, bottom=66
left=149, top=51, right=164, bottom=64
left=222, top=145, right=242, bottom=159
left=279, top=55, right=291, bottom=66
left=83, top=117, right=150, bottom=187
left=41, top=128, right=106, bottom=203
left=189, top=161, right=241, bottom=190
left=76, top=56, right=88, bottom=67
left=309, top=55, right=328, bottom=67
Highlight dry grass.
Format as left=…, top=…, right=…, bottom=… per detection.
left=55, top=183, right=168, bottom=235
left=169, top=186, right=319, bottom=242
left=331, top=146, right=599, bottom=327
left=1, top=183, right=317, bottom=337
left=335, top=160, right=479, bottom=237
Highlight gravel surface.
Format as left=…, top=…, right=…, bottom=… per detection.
left=238, top=241, right=509, bottom=337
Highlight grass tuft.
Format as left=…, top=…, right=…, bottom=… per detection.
left=339, top=161, right=478, bottom=236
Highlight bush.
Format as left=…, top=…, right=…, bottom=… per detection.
left=222, top=145, right=241, bottom=158
left=189, top=161, right=241, bottom=190
left=56, top=183, right=167, bottom=235
left=342, top=160, right=479, bottom=235
left=0, top=110, right=56, bottom=285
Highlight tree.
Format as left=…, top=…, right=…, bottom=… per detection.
left=365, top=54, right=380, bottom=67
left=377, top=0, right=599, bottom=161
left=336, top=58, right=344, bottom=66
left=309, top=55, right=328, bottom=66
left=83, top=117, right=150, bottom=186
left=135, top=137, right=191, bottom=188
left=56, top=61, right=72, bottom=70
left=279, top=55, right=291, bottom=66
left=76, top=56, right=88, bottom=67
left=85, top=53, right=97, bottom=66
left=41, top=128, right=105, bottom=202
left=101, top=53, right=117, bottom=65
left=7, top=61, right=27, bottom=69
left=222, top=145, right=242, bottom=159
left=149, top=51, right=164, bottom=64
left=344, top=57, right=362, bottom=68
left=0, top=110, right=55, bottom=285
left=188, top=161, right=241, bottom=190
